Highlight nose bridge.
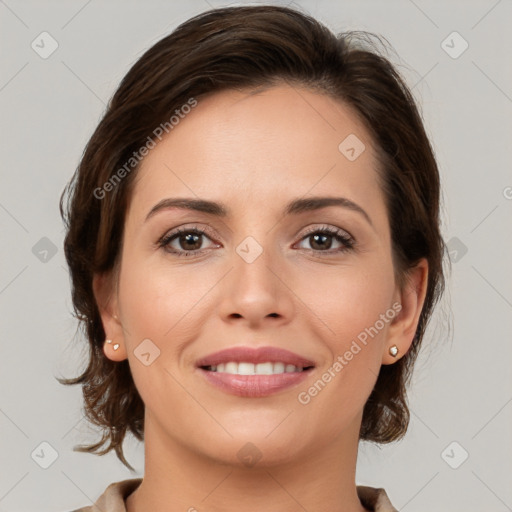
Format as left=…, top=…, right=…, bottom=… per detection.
left=218, top=232, right=293, bottom=325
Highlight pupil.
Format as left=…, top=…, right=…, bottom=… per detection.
left=312, top=233, right=331, bottom=250
left=182, top=233, right=200, bottom=250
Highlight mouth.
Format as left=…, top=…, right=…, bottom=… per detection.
left=196, top=346, right=315, bottom=397
left=202, top=361, right=312, bottom=375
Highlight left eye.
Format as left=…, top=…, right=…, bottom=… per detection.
left=295, top=228, right=354, bottom=253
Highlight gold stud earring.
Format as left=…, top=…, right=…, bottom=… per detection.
left=389, top=345, right=399, bottom=357
left=105, top=339, right=119, bottom=350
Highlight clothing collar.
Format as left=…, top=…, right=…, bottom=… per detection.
left=74, top=478, right=398, bottom=512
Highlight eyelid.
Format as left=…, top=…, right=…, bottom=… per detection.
left=158, top=223, right=353, bottom=241
left=157, top=223, right=217, bottom=244
left=298, top=224, right=353, bottom=240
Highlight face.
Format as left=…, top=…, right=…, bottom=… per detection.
left=97, top=84, right=425, bottom=467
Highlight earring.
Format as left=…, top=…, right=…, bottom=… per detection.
left=389, top=345, right=399, bottom=357
left=105, top=339, right=120, bottom=351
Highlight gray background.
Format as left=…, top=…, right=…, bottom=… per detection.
left=1, top=0, right=511, bottom=511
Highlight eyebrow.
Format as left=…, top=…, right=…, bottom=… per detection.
left=145, top=196, right=373, bottom=226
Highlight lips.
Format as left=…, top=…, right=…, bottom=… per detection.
left=196, top=346, right=315, bottom=398
left=196, top=346, right=316, bottom=369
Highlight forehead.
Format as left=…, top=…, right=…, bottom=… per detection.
left=129, top=84, right=384, bottom=223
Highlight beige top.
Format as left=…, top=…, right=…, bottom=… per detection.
left=70, top=478, right=398, bottom=512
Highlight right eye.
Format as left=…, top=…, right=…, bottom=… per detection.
left=158, top=226, right=219, bottom=257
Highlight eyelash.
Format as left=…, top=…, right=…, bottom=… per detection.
left=157, top=225, right=355, bottom=258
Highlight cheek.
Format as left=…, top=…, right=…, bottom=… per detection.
left=116, top=252, right=223, bottom=405
left=296, top=256, right=395, bottom=349
left=292, top=260, right=395, bottom=418
left=117, top=253, right=215, bottom=341
left=115, top=255, right=207, bottom=419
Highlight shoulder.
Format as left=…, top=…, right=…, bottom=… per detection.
left=356, top=485, right=398, bottom=512
left=67, top=478, right=142, bottom=512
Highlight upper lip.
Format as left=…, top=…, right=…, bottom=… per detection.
left=196, top=346, right=316, bottom=368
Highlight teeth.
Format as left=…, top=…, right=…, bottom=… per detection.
left=238, top=362, right=255, bottom=375
left=225, top=362, right=237, bottom=374
left=273, top=362, right=285, bottom=374
left=255, top=362, right=273, bottom=375
left=208, top=362, right=304, bottom=375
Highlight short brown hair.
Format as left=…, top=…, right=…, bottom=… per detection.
left=59, top=4, right=446, bottom=470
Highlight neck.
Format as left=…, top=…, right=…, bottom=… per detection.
left=126, top=414, right=368, bottom=512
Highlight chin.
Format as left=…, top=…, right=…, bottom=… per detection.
left=195, top=428, right=310, bottom=470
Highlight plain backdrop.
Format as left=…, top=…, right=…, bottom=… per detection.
left=1, top=1, right=511, bottom=511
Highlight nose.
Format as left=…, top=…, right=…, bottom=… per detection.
left=217, top=242, right=295, bottom=329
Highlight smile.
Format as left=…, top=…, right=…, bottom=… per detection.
left=205, top=362, right=307, bottom=375
left=196, top=346, right=315, bottom=397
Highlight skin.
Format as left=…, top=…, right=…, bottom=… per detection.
left=94, top=83, right=428, bottom=512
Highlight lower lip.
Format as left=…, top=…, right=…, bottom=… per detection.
left=198, top=368, right=312, bottom=397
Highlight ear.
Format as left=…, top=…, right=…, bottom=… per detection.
left=382, top=258, right=429, bottom=365
left=92, top=271, right=128, bottom=362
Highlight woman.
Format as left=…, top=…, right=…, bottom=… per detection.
left=60, top=5, right=445, bottom=512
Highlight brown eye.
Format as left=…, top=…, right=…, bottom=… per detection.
left=177, top=232, right=203, bottom=251
left=159, top=227, right=217, bottom=257
left=297, top=227, right=354, bottom=254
